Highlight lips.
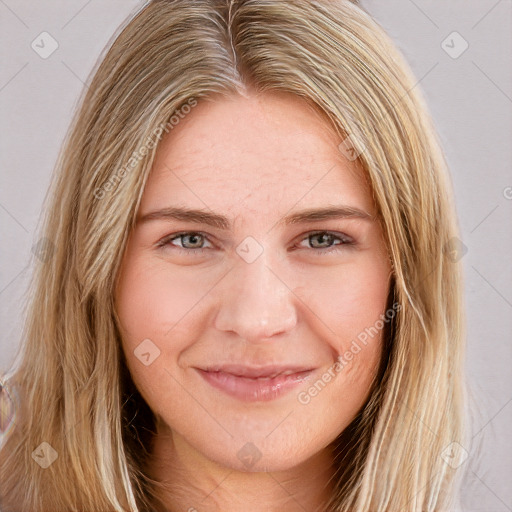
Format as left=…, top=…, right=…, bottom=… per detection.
left=202, top=363, right=315, bottom=378
left=195, top=364, right=316, bottom=402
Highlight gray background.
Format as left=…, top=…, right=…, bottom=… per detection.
left=1, top=1, right=511, bottom=510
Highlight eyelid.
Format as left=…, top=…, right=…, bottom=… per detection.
left=156, top=231, right=214, bottom=250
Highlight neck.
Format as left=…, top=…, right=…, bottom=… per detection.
left=147, top=419, right=336, bottom=512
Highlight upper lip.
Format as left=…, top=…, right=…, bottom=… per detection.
left=197, top=364, right=315, bottom=379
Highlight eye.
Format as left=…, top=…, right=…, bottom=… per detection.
left=156, top=230, right=355, bottom=257
left=156, top=231, right=213, bottom=255
left=296, top=231, right=355, bottom=255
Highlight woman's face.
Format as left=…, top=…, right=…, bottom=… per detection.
left=115, top=92, right=392, bottom=473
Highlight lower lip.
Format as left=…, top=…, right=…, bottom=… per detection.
left=196, top=369, right=314, bottom=402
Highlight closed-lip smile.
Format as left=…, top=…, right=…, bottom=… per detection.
left=195, top=364, right=316, bottom=401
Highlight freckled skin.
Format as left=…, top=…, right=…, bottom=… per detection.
left=115, top=92, right=392, bottom=511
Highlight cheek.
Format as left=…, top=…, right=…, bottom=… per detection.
left=115, top=256, right=222, bottom=409
left=114, top=259, right=196, bottom=419
left=115, top=255, right=215, bottom=348
left=302, top=255, right=391, bottom=344
left=297, top=270, right=388, bottom=433
left=300, top=255, right=390, bottom=389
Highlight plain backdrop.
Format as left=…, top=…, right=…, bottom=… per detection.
left=1, top=1, right=511, bottom=510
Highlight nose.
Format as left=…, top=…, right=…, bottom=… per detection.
left=214, top=246, right=297, bottom=343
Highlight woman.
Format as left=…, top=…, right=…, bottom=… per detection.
left=0, top=0, right=469, bottom=510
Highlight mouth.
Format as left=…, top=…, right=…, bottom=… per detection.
left=194, top=364, right=316, bottom=402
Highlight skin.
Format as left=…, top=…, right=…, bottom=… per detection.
left=115, top=91, right=393, bottom=512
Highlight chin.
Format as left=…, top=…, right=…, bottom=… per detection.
left=192, top=434, right=318, bottom=474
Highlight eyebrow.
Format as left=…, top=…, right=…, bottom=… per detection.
left=136, top=205, right=375, bottom=230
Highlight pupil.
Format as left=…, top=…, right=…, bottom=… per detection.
left=314, top=233, right=330, bottom=247
left=187, top=234, right=200, bottom=247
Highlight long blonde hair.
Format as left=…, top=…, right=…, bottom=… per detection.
left=0, top=0, right=470, bottom=510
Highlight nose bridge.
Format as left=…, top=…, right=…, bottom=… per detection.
left=214, top=242, right=297, bottom=342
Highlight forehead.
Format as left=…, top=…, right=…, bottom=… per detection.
left=140, top=92, right=375, bottom=218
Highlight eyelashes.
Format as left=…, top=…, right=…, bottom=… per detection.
left=156, top=230, right=356, bottom=257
